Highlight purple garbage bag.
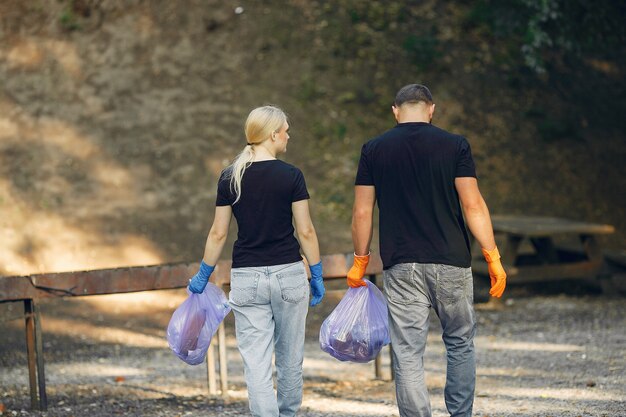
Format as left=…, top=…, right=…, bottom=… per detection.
left=319, top=280, right=390, bottom=363
left=167, top=283, right=231, bottom=365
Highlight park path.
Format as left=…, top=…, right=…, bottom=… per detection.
left=1, top=287, right=625, bottom=416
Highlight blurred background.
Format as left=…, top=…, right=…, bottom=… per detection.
left=1, top=0, right=625, bottom=275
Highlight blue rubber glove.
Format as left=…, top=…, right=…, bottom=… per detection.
left=309, top=261, right=325, bottom=307
left=188, top=261, right=215, bottom=294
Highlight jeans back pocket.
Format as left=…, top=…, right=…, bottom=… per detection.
left=230, top=271, right=260, bottom=305
left=383, top=264, right=421, bottom=304
left=435, top=264, right=470, bottom=304
left=276, top=267, right=308, bottom=304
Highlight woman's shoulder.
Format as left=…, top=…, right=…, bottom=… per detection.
left=218, top=166, right=234, bottom=183
left=272, top=160, right=304, bottom=175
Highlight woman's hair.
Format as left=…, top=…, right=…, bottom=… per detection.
left=228, top=105, right=287, bottom=204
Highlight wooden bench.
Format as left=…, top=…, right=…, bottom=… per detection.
left=0, top=253, right=385, bottom=411
left=602, top=250, right=626, bottom=293
left=471, top=215, right=615, bottom=294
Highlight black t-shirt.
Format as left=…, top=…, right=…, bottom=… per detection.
left=216, top=160, right=310, bottom=268
left=355, top=122, right=476, bottom=269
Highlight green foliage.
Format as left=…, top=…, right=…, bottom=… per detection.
left=307, top=0, right=446, bottom=116
left=403, top=33, right=440, bottom=71
left=526, top=109, right=582, bottom=142
left=297, top=76, right=324, bottom=103
left=310, top=120, right=348, bottom=143
left=296, top=0, right=623, bottom=145
left=346, top=1, right=406, bottom=31
left=59, top=2, right=80, bottom=31
left=460, top=0, right=626, bottom=134
left=60, top=10, right=80, bottom=31
left=465, top=0, right=626, bottom=73
left=317, top=1, right=416, bottom=65
left=537, top=117, right=580, bottom=142
left=316, top=179, right=353, bottom=223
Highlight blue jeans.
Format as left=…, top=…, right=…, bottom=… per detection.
left=229, top=261, right=309, bottom=417
left=383, top=263, right=477, bottom=417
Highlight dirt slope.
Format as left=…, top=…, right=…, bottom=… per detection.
left=0, top=0, right=624, bottom=276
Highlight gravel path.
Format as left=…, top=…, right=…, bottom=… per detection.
left=1, top=287, right=625, bottom=416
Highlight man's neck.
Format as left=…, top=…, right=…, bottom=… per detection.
left=397, top=116, right=430, bottom=123
left=396, top=110, right=431, bottom=124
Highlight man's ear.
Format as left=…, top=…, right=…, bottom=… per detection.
left=392, top=105, right=400, bottom=121
left=428, top=103, right=436, bottom=122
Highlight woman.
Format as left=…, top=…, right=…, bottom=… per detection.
left=187, top=105, right=325, bottom=417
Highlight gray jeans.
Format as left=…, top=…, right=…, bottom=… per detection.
left=229, top=261, right=310, bottom=417
left=383, top=263, right=477, bottom=417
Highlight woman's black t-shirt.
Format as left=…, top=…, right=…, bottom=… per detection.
left=216, top=160, right=310, bottom=268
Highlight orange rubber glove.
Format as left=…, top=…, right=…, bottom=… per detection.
left=482, top=246, right=507, bottom=298
left=347, top=253, right=369, bottom=288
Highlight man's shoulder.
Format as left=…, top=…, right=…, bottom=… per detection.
left=426, top=124, right=465, bottom=142
left=362, top=128, right=398, bottom=150
left=364, top=124, right=466, bottom=148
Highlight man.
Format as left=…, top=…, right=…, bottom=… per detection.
left=347, top=84, right=506, bottom=417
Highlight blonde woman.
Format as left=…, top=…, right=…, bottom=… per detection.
left=188, top=105, right=325, bottom=417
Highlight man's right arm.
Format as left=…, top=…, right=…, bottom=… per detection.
left=455, top=177, right=496, bottom=250
left=347, top=185, right=376, bottom=288
left=455, top=177, right=506, bottom=298
left=352, top=185, right=376, bottom=256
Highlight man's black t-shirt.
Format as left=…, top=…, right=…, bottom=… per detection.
left=216, top=160, right=310, bottom=268
left=355, top=122, right=476, bottom=269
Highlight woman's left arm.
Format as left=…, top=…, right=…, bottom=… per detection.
left=293, top=199, right=325, bottom=306
left=292, top=200, right=321, bottom=265
left=201, top=205, right=233, bottom=266
left=188, top=205, right=232, bottom=293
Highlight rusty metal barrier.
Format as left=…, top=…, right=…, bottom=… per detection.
left=0, top=253, right=385, bottom=411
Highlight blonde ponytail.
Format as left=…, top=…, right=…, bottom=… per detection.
left=228, top=105, right=287, bottom=204
left=229, top=144, right=255, bottom=204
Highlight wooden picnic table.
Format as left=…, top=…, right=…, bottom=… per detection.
left=471, top=215, right=615, bottom=286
